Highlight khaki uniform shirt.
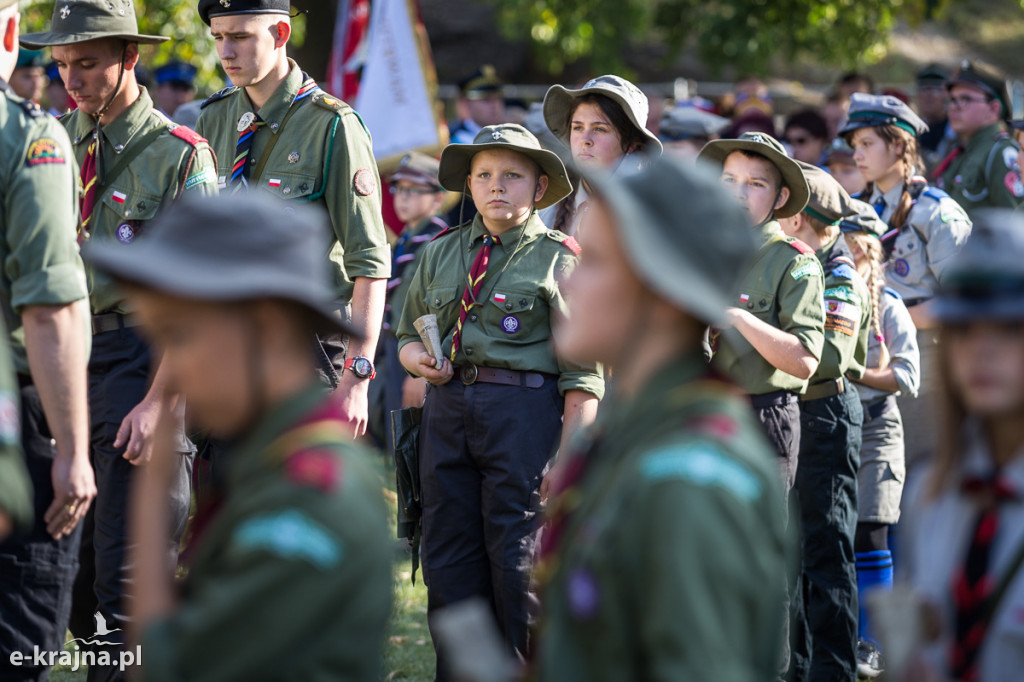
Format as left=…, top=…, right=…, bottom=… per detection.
left=937, top=123, right=1024, bottom=215
left=857, top=288, right=920, bottom=403
left=813, top=235, right=871, bottom=381
left=396, top=213, right=604, bottom=399
left=712, top=221, right=826, bottom=396
left=196, top=60, right=391, bottom=302
left=62, top=89, right=218, bottom=315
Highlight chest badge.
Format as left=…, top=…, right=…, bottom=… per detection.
left=237, top=111, right=256, bottom=133
left=116, top=223, right=136, bottom=244
left=567, top=568, right=600, bottom=620
left=501, top=315, right=520, bottom=334
left=893, top=258, right=910, bottom=278
left=288, top=151, right=300, bottom=164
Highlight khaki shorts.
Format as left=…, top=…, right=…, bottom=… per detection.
left=858, top=398, right=906, bottom=525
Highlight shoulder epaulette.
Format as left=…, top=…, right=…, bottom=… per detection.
left=883, top=286, right=901, bottom=300
left=16, top=98, right=43, bottom=119
left=311, top=91, right=350, bottom=114
left=785, top=238, right=815, bottom=255
left=200, top=86, right=239, bottom=109
left=430, top=226, right=459, bottom=242
left=544, top=230, right=582, bottom=254
left=830, top=262, right=857, bottom=281
left=168, top=124, right=208, bottom=148
left=921, top=186, right=951, bottom=202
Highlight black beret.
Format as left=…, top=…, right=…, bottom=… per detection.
left=199, top=0, right=291, bottom=27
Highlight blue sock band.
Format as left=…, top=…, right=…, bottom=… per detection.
left=856, top=550, right=893, bottom=642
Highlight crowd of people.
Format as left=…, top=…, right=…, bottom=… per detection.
left=1, top=1, right=1024, bottom=682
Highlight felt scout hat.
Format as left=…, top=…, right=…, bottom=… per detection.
left=82, top=193, right=357, bottom=338
left=21, top=0, right=168, bottom=48
left=933, top=209, right=1024, bottom=322
left=697, top=131, right=810, bottom=219
left=840, top=199, right=887, bottom=239
left=659, top=106, right=730, bottom=142
left=390, top=152, right=443, bottom=191
left=797, top=160, right=853, bottom=226
left=543, top=75, right=664, bottom=155
left=946, top=60, right=1010, bottom=119
left=581, top=155, right=755, bottom=325
left=198, top=0, right=290, bottom=27
left=839, top=92, right=929, bottom=138
left=437, top=124, right=572, bottom=210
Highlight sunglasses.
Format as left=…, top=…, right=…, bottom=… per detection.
left=784, top=136, right=812, bottom=146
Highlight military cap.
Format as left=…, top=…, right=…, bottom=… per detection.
left=199, top=0, right=291, bottom=26
left=82, top=193, right=358, bottom=337
left=839, top=92, right=929, bottom=138
left=932, top=209, right=1024, bottom=322
left=154, top=61, right=197, bottom=87
left=797, top=160, right=853, bottom=226
left=916, top=63, right=950, bottom=88
left=438, top=124, right=572, bottom=210
left=45, top=61, right=62, bottom=83
left=581, top=155, right=756, bottom=325
left=697, top=131, right=810, bottom=219
left=543, top=74, right=664, bottom=155
left=946, top=59, right=1010, bottom=118
left=21, top=0, right=168, bottom=47
left=16, top=49, right=45, bottom=69
left=840, top=199, right=887, bottom=238
left=389, top=152, right=443, bottom=191
left=824, top=138, right=855, bottom=164
left=659, top=106, right=730, bottom=142
left=457, top=65, right=503, bottom=100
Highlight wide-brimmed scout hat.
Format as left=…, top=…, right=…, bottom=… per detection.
left=82, top=193, right=358, bottom=338
left=581, top=155, right=756, bottom=325
left=542, top=75, right=663, bottom=155
left=21, top=0, right=168, bottom=48
left=438, top=124, right=572, bottom=210
left=697, top=131, right=810, bottom=219
left=797, top=160, right=853, bottom=226
left=840, top=199, right=887, bottom=239
left=839, top=92, right=929, bottom=138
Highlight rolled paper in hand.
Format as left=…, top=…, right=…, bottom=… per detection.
left=414, top=314, right=444, bottom=367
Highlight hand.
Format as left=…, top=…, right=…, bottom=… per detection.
left=115, top=394, right=166, bottom=466
left=45, top=453, right=96, bottom=539
left=539, top=458, right=565, bottom=504
left=336, top=372, right=370, bottom=438
left=401, top=376, right=428, bottom=408
left=413, top=352, right=453, bottom=387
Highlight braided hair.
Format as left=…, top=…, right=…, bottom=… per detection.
left=845, top=230, right=890, bottom=369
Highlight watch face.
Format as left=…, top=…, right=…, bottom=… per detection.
left=353, top=357, right=373, bottom=378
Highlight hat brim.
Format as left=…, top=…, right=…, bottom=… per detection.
left=437, top=142, right=572, bottom=210
left=933, top=295, right=1024, bottom=323
left=542, top=83, right=664, bottom=156
left=696, top=140, right=810, bottom=219
left=19, top=31, right=168, bottom=48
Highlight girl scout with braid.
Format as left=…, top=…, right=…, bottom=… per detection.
left=396, top=124, right=604, bottom=680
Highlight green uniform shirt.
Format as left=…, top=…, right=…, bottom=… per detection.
left=196, top=60, right=391, bottom=303
left=0, top=79, right=88, bottom=373
left=937, top=123, right=1024, bottom=215
left=396, top=213, right=604, bottom=399
left=813, top=235, right=871, bottom=381
left=62, top=89, right=218, bottom=315
left=537, top=354, right=790, bottom=681
left=712, top=221, right=826, bottom=395
left=0, top=312, right=30, bottom=533
left=141, top=385, right=392, bottom=682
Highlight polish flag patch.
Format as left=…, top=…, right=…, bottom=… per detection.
left=112, top=190, right=126, bottom=204
left=268, top=178, right=282, bottom=188
left=494, top=293, right=507, bottom=303
left=739, top=294, right=750, bottom=304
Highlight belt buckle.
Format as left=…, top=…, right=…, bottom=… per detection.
left=461, top=364, right=478, bottom=386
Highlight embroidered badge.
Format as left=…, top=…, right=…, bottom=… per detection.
left=111, top=190, right=127, bottom=205
left=59, top=4, right=70, bottom=19
left=1005, top=171, right=1024, bottom=198
left=268, top=178, right=282, bottom=188
left=825, top=300, right=858, bottom=336
left=233, top=510, right=341, bottom=568
left=494, top=293, right=507, bottom=304
left=823, top=286, right=861, bottom=306
left=116, top=222, right=135, bottom=244
left=492, top=130, right=503, bottom=141
left=25, top=138, right=65, bottom=167
left=790, top=262, right=818, bottom=280
left=567, top=569, right=600, bottom=620
left=640, top=443, right=762, bottom=502
left=892, top=258, right=910, bottom=278
left=739, top=293, right=750, bottom=304
left=353, top=168, right=376, bottom=196
left=184, top=167, right=216, bottom=190
left=501, top=315, right=520, bottom=334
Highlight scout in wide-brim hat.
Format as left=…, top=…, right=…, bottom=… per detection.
left=20, top=0, right=168, bottom=48
left=82, top=193, right=358, bottom=338
left=580, top=155, right=756, bottom=325
left=543, top=75, right=664, bottom=155
left=796, top=160, right=853, bottom=226
left=438, top=124, right=572, bottom=210
left=840, top=199, right=888, bottom=239
left=697, top=131, right=810, bottom=219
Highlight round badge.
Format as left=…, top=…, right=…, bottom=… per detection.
left=236, top=111, right=256, bottom=132
left=353, top=168, right=376, bottom=196
left=116, top=222, right=135, bottom=244
left=893, top=258, right=910, bottom=278
left=567, top=569, right=600, bottom=620
left=501, top=315, right=520, bottom=334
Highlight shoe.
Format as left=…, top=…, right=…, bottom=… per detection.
left=856, top=639, right=884, bottom=679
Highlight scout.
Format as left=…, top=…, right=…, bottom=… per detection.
left=449, top=65, right=506, bottom=145
left=901, top=209, right=1024, bottom=682
left=396, top=124, right=604, bottom=678
left=196, top=0, right=391, bottom=435
left=779, top=163, right=871, bottom=682
left=152, top=60, right=197, bottom=118
left=932, top=60, right=1023, bottom=214
left=0, top=2, right=94, bottom=679
left=82, top=193, right=393, bottom=682
left=658, top=105, right=730, bottom=161
left=824, top=137, right=866, bottom=196
left=535, top=155, right=789, bottom=682
left=21, top=2, right=218, bottom=677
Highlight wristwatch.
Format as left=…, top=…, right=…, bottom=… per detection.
left=344, top=356, right=376, bottom=380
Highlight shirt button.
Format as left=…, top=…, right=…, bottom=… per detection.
left=470, top=314, right=478, bottom=323
left=283, top=187, right=291, bottom=195
left=114, top=143, right=124, bottom=152
left=505, top=303, right=512, bottom=311
left=465, top=348, right=473, bottom=356
left=433, top=298, right=441, bottom=306
left=271, top=122, right=279, bottom=131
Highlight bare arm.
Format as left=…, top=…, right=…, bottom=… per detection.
left=559, top=390, right=598, bottom=453
left=335, top=277, right=387, bottom=437
left=116, top=358, right=176, bottom=466
left=853, top=367, right=901, bottom=393
left=907, top=301, right=935, bottom=331
left=726, top=307, right=819, bottom=380
left=23, top=300, right=95, bottom=539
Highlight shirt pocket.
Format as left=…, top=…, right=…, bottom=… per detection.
left=482, top=289, right=546, bottom=342
left=423, top=285, right=460, bottom=331
left=99, top=187, right=162, bottom=244
left=738, top=288, right=775, bottom=323
left=257, top=169, right=318, bottom=200
left=891, top=230, right=924, bottom=281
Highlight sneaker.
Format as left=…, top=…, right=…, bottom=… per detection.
left=856, top=639, right=884, bottom=679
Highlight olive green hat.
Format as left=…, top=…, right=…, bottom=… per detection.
left=697, top=132, right=810, bottom=219
left=20, top=0, right=168, bottom=48
left=581, top=155, right=756, bottom=325
left=543, top=75, right=664, bottom=155
left=797, top=160, right=853, bottom=226
left=438, top=124, right=572, bottom=210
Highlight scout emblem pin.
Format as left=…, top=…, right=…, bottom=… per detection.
left=116, top=223, right=136, bottom=244
left=237, top=112, right=256, bottom=133
left=492, top=131, right=503, bottom=141
left=751, top=134, right=765, bottom=144
left=60, top=4, right=70, bottom=18
left=501, top=315, right=520, bottom=334
left=288, top=152, right=300, bottom=164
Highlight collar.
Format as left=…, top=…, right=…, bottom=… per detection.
left=963, top=122, right=1005, bottom=150
left=72, top=88, right=155, bottom=150
left=816, top=232, right=854, bottom=267
left=461, top=118, right=482, bottom=137
left=869, top=180, right=906, bottom=210
left=754, top=220, right=783, bottom=248
left=466, top=211, right=546, bottom=253
left=254, top=59, right=309, bottom=135
left=959, top=418, right=1024, bottom=497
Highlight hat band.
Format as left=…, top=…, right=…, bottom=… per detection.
left=803, top=205, right=842, bottom=227
left=847, top=111, right=917, bottom=136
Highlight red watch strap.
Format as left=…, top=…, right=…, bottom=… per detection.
left=343, top=357, right=376, bottom=379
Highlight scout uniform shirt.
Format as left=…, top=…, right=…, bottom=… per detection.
left=856, top=288, right=920, bottom=403
left=812, top=235, right=871, bottom=382
left=871, top=180, right=973, bottom=304
left=537, top=353, right=789, bottom=681
left=385, top=216, right=447, bottom=334
left=62, top=88, right=217, bottom=315
left=712, top=221, right=826, bottom=396
left=0, top=314, right=30, bottom=533
left=196, top=59, right=391, bottom=303
left=140, top=385, right=393, bottom=682
left=395, top=213, right=604, bottom=400
left=0, top=79, right=89, bottom=374
left=937, top=123, right=1024, bottom=214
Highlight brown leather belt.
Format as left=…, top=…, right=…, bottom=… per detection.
left=92, top=312, right=139, bottom=336
left=800, top=377, right=846, bottom=402
left=456, top=365, right=549, bottom=389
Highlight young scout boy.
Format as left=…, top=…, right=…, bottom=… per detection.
left=780, top=162, right=871, bottom=682
left=84, top=193, right=393, bottom=682
left=396, top=124, right=604, bottom=680
left=196, top=0, right=391, bottom=435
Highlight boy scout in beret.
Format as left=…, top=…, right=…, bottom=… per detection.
left=196, top=0, right=390, bottom=436
left=536, top=154, right=789, bottom=682
left=84, top=193, right=392, bottom=682
left=450, top=65, right=506, bottom=145
left=779, top=162, right=870, bottom=682
left=396, top=124, right=603, bottom=679
left=0, top=2, right=96, bottom=679
left=21, top=1, right=218, bottom=676
left=932, top=60, right=1023, bottom=214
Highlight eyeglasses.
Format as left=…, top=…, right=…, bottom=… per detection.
left=947, top=95, right=991, bottom=109
left=389, top=185, right=439, bottom=196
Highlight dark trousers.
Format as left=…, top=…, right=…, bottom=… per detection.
left=68, top=327, right=192, bottom=682
left=381, top=333, right=405, bottom=457
left=790, top=383, right=862, bottom=682
left=419, top=378, right=563, bottom=681
left=0, top=380, right=83, bottom=682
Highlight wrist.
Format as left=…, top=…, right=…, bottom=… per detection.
left=343, top=355, right=376, bottom=380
